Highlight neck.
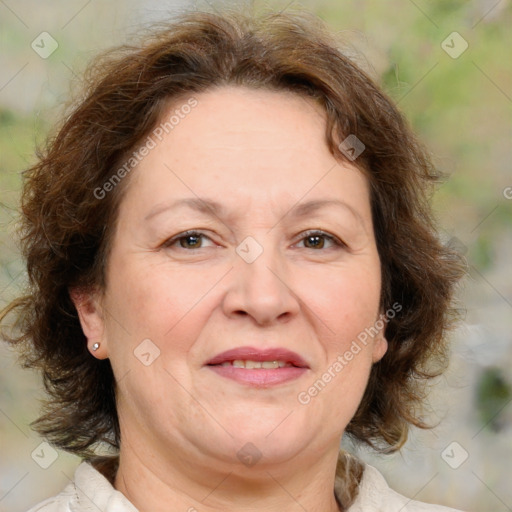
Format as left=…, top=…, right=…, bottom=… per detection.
left=113, top=443, right=344, bottom=512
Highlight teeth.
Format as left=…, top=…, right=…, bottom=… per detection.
left=225, top=360, right=291, bottom=369
left=245, top=360, right=262, bottom=369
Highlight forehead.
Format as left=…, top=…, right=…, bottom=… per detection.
left=158, top=86, right=329, bottom=160
left=122, top=85, right=371, bottom=222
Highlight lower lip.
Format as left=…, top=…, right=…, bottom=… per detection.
left=207, top=365, right=308, bottom=387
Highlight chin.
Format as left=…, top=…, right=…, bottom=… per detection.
left=227, top=422, right=312, bottom=464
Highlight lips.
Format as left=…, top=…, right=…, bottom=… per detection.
left=206, top=346, right=309, bottom=368
left=205, top=346, right=310, bottom=387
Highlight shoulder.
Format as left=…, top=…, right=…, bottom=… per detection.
left=25, top=461, right=138, bottom=512
left=347, top=463, right=465, bottom=512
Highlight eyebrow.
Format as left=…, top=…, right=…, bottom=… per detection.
left=145, top=197, right=364, bottom=225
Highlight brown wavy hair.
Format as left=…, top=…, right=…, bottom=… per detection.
left=1, top=6, right=465, bottom=508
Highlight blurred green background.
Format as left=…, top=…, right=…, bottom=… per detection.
left=1, top=1, right=511, bottom=511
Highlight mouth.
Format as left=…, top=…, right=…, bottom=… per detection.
left=205, top=346, right=309, bottom=387
left=206, top=346, right=309, bottom=369
left=212, top=360, right=294, bottom=369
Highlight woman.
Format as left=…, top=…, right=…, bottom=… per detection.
left=1, top=7, right=465, bottom=512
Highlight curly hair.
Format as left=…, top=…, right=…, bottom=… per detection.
left=1, top=6, right=465, bottom=507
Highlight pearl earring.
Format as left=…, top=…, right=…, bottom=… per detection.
left=92, top=342, right=100, bottom=351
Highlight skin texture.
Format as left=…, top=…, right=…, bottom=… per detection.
left=72, top=86, right=388, bottom=512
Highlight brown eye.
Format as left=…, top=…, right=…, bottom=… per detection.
left=163, top=231, right=214, bottom=250
left=179, top=234, right=203, bottom=249
left=304, top=234, right=325, bottom=249
left=297, top=230, right=344, bottom=250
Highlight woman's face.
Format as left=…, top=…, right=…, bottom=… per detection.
left=76, top=86, right=387, bottom=472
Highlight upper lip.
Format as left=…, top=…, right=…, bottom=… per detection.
left=206, top=346, right=309, bottom=368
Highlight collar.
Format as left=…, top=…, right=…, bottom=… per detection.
left=70, top=461, right=138, bottom=511
left=67, top=459, right=458, bottom=512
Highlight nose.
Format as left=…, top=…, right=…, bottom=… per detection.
left=221, top=240, right=301, bottom=326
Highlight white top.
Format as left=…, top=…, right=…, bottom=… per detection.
left=26, top=460, right=463, bottom=512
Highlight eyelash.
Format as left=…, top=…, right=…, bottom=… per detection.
left=162, top=229, right=346, bottom=251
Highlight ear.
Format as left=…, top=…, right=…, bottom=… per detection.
left=69, top=287, right=109, bottom=359
left=372, top=334, right=388, bottom=363
left=371, top=313, right=388, bottom=363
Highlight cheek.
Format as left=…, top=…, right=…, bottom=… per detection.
left=106, top=256, right=217, bottom=341
left=105, top=260, right=210, bottom=417
left=302, top=262, right=381, bottom=343
left=297, top=262, right=380, bottom=408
